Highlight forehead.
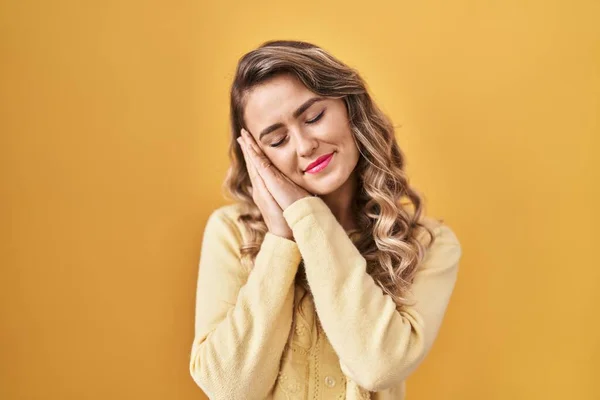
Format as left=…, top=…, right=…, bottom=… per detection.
left=243, top=74, right=317, bottom=128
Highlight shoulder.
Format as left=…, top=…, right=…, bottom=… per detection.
left=402, top=204, right=461, bottom=251
left=408, top=210, right=460, bottom=246
left=417, top=215, right=462, bottom=272
left=209, top=202, right=244, bottom=225
left=423, top=216, right=461, bottom=249
left=203, top=202, right=247, bottom=245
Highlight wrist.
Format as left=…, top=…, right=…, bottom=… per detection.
left=268, top=230, right=294, bottom=242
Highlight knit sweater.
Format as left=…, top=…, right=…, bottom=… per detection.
left=189, top=195, right=462, bottom=399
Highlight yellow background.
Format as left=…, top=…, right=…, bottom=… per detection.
left=1, top=1, right=598, bottom=399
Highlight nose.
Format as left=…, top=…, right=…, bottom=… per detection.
left=293, top=130, right=319, bottom=158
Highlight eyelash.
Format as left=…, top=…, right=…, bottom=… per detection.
left=270, top=110, right=325, bottom=148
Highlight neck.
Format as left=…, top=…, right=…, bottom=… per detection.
left=318, top=171, right=359, bottom=231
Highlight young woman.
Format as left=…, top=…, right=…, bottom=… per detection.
left=189, top=40, right=462, bottom=400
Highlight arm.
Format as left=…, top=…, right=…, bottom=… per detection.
left=282, top=196, right=462, bottom=392
left=189, top=209, right=302, bottom=399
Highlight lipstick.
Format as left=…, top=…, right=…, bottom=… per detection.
left=305, top=152, right=334, bottom=174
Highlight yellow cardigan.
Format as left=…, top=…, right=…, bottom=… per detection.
left=189, top=196, right=462, bottom=399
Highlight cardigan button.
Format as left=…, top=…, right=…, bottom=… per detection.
left=324, top=376, right=336, bottom=387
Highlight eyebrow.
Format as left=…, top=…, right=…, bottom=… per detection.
left=258, top=96, right=326, bottom=141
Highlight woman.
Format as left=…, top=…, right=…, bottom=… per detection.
left=189, top=40, right=462, bottom=400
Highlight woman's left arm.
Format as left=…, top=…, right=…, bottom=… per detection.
left=282, top=196, right=462, bottom=392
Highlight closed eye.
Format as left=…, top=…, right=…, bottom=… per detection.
left=307, top=110, right=325, bottom=124
left=270, top=110, right=326, bottom=148
left=270, top=138, right=286, bottom=148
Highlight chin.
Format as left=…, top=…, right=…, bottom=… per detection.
left=305, top=173, right=347, bottom=196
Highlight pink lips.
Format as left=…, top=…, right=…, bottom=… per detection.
left=304, top=152, right=334, bottom=174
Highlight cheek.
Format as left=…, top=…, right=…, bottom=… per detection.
left=323, top=111, right=352, bottom=141
left=329, top=126, right=355, bottom=150
left=265, top=151, right=292, bottom=172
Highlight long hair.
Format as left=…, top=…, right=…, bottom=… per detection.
left=223, top=39, right=437, bottom=308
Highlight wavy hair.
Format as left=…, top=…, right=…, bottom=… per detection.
left=223, top=39, right=438, bottom=308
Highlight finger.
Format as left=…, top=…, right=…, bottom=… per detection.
left=241, top=129, right=269, bottom=165
left=250, top=160, right=273, bottom=199
left=240, top=138, right=273, bottom=192
left=239, top=137, right=272, bottom=204
left=239, top=140, right=260, bottom=200
left=241, top=131, right=286, bottom=194
left=242, top=130, right=277, bottom=176
left=238, top=136, right=275, bottom=204
left=238, top=137, right=259, bottom=182
left=241, top=128, right=260, bottom=152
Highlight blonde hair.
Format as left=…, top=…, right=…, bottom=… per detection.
left=223, top=40, right=437, bottom=307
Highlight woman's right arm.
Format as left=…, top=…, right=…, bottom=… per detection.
left=189, top=209, right=301, bottom=400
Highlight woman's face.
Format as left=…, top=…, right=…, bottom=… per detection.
left=243, top=73, right=360, bottom=196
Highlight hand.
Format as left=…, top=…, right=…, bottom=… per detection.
left=239, top=128, right=312, bottom=210
left=237, top=131, right=295, bottom=240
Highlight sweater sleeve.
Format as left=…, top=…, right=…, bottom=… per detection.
left=282, top=196, right=462, bottom=392
left=189, top=208, right=302, bottom=400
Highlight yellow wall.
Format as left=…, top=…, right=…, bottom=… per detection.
left=1, top=1, right=598, bottom=399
